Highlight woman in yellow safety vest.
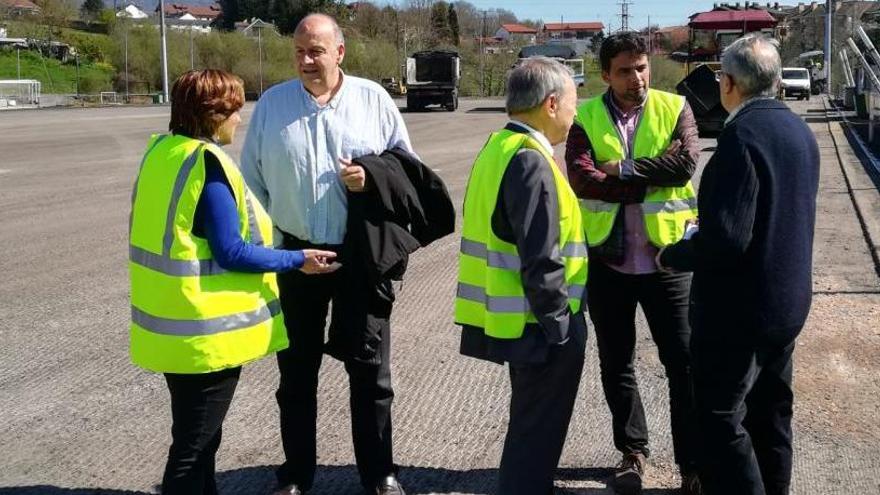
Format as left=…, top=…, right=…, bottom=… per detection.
left=128, top=69, right=339, bottom=495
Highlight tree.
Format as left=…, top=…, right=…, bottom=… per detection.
left=80, top=0, right=104, bottom=20
left=269, top=0, right=346, bottom=35
left=34, top=0, right=76, bottom=37
left=217, top=0, right=240, bottom=30
left=429, top=1, right=450, bottom=47
left=447, top=3, right=459, bottom=46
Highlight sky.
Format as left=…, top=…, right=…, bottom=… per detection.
left=454, top=0, right=727, bottom=30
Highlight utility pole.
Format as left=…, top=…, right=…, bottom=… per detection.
left=618, top=0, right=632, bottom=32
left=647, top=15, right=651, bottom=54
left=190, top=24, right=195, bottom=70
left=16, top=46, right=20, bottom=80
left=124, top=24, right=130, bottom=102
left=824, top=0, right=832, bottom=95
left=480, top=10, right=486, bottom=97
left=158, top=0, right=170, bottom=103
left=257, top=24, right=264, bottom=96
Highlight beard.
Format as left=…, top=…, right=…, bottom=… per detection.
left=623, top=86, right=647, bottom=104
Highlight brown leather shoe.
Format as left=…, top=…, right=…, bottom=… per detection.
left=272, top=484, right=304, bottom=495
left=375, top=474, right=405, bottom=495
left=611, top=452, right=646, bottom=495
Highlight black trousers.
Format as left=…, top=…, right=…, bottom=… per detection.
left=161, top=366, right=241, bottom=495
left=498, top=322, right=586, bottom=495
left=275, top=237, right=395, bottom=491
left=692, top=327, right=797, bottom=495
left=586, top=261, right=697, bottom=469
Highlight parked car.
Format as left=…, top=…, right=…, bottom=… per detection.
left=781, top=67, right=811, bottom=100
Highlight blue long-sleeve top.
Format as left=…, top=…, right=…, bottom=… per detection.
left=192, top=151, right=304, bottom=272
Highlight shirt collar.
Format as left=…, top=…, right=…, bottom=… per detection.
left=724, top=96, right=775, bottom=125
left=508, top=120, right=554, bottom=155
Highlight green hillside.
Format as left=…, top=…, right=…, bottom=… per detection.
left=0, top=49, right=114, bottom=94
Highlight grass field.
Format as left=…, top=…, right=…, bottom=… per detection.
left=0, top=49, right=114, bottom=94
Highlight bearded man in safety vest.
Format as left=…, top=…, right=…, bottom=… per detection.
left=455, top=56, right=588, bottom=495
left=565, top=33, right=702, bottom=495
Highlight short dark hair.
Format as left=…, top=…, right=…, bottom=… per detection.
left=169, top=69, right=244, bottom=139
left=599, top=33, right=648, bottom=72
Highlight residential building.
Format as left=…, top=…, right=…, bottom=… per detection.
left=495, top=23, right=538, bottom=44
left=542, top=22, right=604, bottom=41
left=0, top=0, right=40, bottom=17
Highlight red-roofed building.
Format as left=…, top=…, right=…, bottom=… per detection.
left=158, top=3, right=222, bottom=22
left=0, top=0, right=40, bottom=17
left=542, top=22, right=604, bottom=40
left=496, top=23, right=538, bottom=44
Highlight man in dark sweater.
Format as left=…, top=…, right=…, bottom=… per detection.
left=659, top=34, right=819, bottom=495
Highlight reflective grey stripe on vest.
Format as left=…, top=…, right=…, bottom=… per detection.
left=132, top=298, right=281, bottom=336
left=130, top=245, right=226, bottom=276
left=460, top=239, right=587, bottom=271
left=457, top=282, right=586, bottom=313
left=579, top=198, right=619, bottom=213
left=162, top=146, right=204, bottom=255
left=245, top=194, right=264, bottom=247
left=130, top=143, right=229, bottom=277
left=642, top=197, right=698, bottom=214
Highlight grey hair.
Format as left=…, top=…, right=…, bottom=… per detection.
left=721, top=33, right=781, bottom=98
left=506, top=56, right=573, bottom=115
left=296, top=13, right=345, bottom=46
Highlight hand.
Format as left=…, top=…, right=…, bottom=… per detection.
left=339, top=158, right=367, bottom=192
left=299, top=249, right=341, bottom=275
left=599, top=160, right=621, bottom=177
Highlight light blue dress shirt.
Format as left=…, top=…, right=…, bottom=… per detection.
left=240, top=74, right=414, bottom=245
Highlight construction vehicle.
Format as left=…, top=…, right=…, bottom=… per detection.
left=677, top=62, right=727, bottom=137
left=406, top=50, right=460, bottom=112
left=798, top=50, right=827, bottom=95
left=381, top=77, right=407, bottom=97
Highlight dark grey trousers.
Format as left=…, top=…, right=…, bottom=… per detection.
left=498, top=320, right=586, bottom=495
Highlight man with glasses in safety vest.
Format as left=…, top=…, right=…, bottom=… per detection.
left=455, top=56, right=588, bottom=495
left=565, top=33, right=701, bottom=495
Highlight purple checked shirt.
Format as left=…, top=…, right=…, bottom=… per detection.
left=607, top=95, right=659, bottom=275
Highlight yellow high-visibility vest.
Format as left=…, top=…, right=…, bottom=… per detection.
left=129, top=134, right=288, bottom=373
left=455, top=129, right=588, bottom=339
left=575, top=89, right=697, bottom=247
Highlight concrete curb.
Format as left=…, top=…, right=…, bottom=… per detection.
left=824, top=97, right=880, bottom=279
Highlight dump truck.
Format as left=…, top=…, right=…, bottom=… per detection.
left=406, top=50, right=460, bottom=112
left=676, top=62, right=728, bottom=137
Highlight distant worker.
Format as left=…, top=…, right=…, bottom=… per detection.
left=241, top=13, right=413, bottom=495
left=128, top=69, right=337, bottom=495
left=565, top=32, right=701, bottom=495
left=456, top=56, right=589, bottom=495
left=659, top=34, right=819, bottom=495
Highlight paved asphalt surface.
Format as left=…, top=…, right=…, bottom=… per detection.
left=0, top=97, right=877, bottom=494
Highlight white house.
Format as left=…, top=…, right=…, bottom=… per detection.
left=116, top=4, right=148, bottom=19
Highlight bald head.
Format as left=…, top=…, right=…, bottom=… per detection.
left=295, top=13, right=345, bottom=46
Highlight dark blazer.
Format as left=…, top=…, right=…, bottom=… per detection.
left=661, top=98, right=819, bottom=345
left=325, top=148, right=455, bottom=364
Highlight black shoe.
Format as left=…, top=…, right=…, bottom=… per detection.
left=680, top=471, right=702, bottom=495
left=375, top=474, right=405, bottom=495
left=272, top=484, right=305, bottom=495
left=611, top=452, right=646, bottom=495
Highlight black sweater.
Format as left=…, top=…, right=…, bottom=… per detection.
left=660, top=99, right=819, bottom=345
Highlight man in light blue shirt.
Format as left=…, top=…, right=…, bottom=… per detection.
left=241, top=13, right=412, bottom=495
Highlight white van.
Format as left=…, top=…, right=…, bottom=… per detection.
left=781, top=68, right=811, bottom=100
